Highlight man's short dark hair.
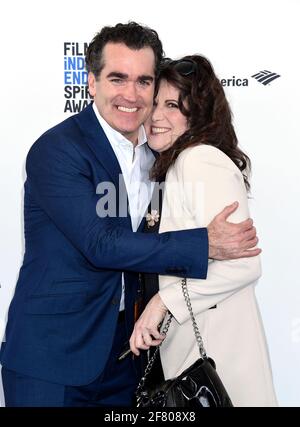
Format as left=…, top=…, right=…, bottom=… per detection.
left=85, top=21, right=164, bottom=80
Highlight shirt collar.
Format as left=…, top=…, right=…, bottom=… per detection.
left=92, top=102, right=147, bottom=148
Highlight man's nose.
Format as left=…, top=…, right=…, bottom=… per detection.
left=122, top=82, right=138, bottom=103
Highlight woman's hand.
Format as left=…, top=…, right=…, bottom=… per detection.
left=129, top=293, right=168, bottom=356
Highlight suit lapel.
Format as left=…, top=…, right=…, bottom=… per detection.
left=74, top=103, right=123, bottom=188
left=74, top=104, right=131, bottom=228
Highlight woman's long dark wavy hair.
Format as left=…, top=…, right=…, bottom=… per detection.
left=150, top=55, right=251, bottom=191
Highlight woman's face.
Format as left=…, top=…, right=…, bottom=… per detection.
left=146, top=80, right=188, bottom=153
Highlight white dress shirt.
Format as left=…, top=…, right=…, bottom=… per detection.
left=93, top=103, right=155, bottom=310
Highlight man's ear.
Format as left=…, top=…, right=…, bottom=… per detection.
left=88, top=72, right=96, bottom=97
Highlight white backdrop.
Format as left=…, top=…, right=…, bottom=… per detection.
left=0, top=0, right=299, bottom=407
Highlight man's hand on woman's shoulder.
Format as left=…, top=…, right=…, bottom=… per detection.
left=208, top=202, right=261, bottom=260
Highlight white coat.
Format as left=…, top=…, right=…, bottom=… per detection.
left=158, top=144, right=277, bottom=407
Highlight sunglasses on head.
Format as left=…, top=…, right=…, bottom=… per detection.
left=162, top=58, right=197, bottom=76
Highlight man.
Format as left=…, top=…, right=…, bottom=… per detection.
left=0, top=22, right=259, bottom=407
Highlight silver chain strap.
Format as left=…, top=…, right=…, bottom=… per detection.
left=136, top=278, right=207, bottom=395
left=181, top=277, right=207, bottom=359
left=136, top=311, right=173, bottom=395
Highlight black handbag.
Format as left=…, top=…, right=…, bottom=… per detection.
left=136, top=278, right=233, bottom=407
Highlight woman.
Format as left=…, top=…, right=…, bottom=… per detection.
left=130, top=55, right=277, bottom=407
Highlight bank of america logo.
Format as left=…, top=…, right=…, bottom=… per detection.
left=251, top=70, right=281, bottom=85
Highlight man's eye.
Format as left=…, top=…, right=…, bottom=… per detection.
left=138, top=80, right=151, bottom=87
left=110, top=78, right=123, bottom=84
left=167, top=102, right=179, bottom=108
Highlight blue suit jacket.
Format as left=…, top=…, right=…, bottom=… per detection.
left=0, top=104, right=208, bottom=386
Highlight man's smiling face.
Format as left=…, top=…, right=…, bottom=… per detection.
left=88, top=42, right=155, bottom=144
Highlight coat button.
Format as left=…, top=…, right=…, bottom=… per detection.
left=111, top=298, right=119, bottom=305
